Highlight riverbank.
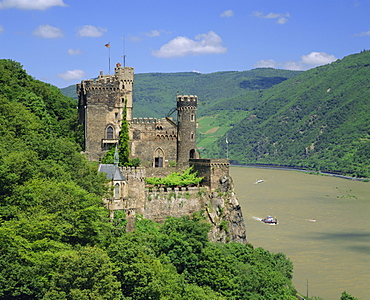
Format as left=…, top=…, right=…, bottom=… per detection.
left=231, top=164, right=369, bottom=182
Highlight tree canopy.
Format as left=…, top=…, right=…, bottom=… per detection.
left=0, top=59, right=357, bottom=299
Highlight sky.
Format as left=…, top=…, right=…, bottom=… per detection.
left=1, top=0, right=370, bottom=88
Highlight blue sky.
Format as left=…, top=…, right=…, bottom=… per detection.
left=1, top=0, right=369, bottom=88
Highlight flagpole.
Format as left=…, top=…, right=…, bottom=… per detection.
left=122, top=36, right=126, bottom=67
left=226, top=135, right=229, bottom=159
left=105, top=42, right=111, bottom=74
left=108, top=46, right=111, bottom=75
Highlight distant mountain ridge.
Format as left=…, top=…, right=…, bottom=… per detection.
left=210, top=51, right=370, bottom=177
left=61, top=68, right=301, bottom=118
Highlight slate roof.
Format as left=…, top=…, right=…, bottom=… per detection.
left=98, top=164, right=126, bottom=181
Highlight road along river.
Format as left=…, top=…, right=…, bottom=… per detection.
left=231, top=166, right=370, bottom=299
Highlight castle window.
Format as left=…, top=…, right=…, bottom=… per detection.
left=154, top=148, right=164, bottom=168
left=107, top=126, right=114, bottom=139
left=190, top=114, right=195, bottom=122
left=115, top=183, right=120, bottom=199
left=133, top=131, right=141, bottom=140
left=190, top=149, right=195, bottom=159
left=115, top=113, right=118, bottom=119
left=190, top=132, right=194, bottom=141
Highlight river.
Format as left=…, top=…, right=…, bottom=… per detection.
left=230, top=166, right=370, bottom=300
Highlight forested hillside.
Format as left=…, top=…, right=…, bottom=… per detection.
left=61, top=68, right=301, bottom=118
left=208, top=51, right=370, bottom=178
left=0, top=59, right=299, bottom=299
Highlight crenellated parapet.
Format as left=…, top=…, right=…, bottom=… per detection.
left=131, top=117, right=159, bottom=124
left=189, top=158, right=230, bottom=191
left=120, top=166, right=146, bottom=180
left=176, top=94, right=198, bottom=110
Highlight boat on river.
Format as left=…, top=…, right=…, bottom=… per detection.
left=261, top=215, right=278, bottom=224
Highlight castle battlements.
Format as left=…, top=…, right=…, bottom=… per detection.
left=131, top=117, right=159, bottom=124
left=176, top=95, right=198, bottom=102
left=131, top=117, right=174, bottom=125
left=120, top=166, right=146, bottom=179
left=176, top=94, right=198, bottom=110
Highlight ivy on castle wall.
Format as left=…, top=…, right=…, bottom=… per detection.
left=118, top=105, right=130, bottom=166
left=101, top=105, right=140, bottom=166
left=145, top=166, right=203, bottom=188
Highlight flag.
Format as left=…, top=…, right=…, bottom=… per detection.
left=105, top=43, right=110, bottom=48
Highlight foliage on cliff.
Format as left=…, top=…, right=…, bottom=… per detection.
left=0, top=59, right=295, bottom=299
left=1, top=59, right=354, bottom=299
left=145, top=166, right=203, bottom=187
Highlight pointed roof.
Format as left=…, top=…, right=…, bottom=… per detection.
left=114, top=144, right=119, bottom=168
left=98, top=164, right=125, bottom=181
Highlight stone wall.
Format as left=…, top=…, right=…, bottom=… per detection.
left=129, top=117, right=178, bottom=167
left=143, top=187, right=205, bottom=222
left=189, top=158, right=230, bottom=191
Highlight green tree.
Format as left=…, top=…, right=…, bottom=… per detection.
left=145, top=166, right=203, bottom=187
left=340, top=291, right=358, bottom=300
left=44, top=246, right=122, bottom=300
left=119, top=106, right=130, bottom=166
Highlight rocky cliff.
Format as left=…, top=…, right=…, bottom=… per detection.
left=138, top=175, right=247, bottom=244
left=204, top=174, right=247, bottom=244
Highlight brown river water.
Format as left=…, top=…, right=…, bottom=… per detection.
left=230, top=166, right=370, bottom=300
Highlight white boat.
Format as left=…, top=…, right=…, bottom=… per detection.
left=261, top=215, right=277, bottom=224
left=255, top=179, right=264, bottom=184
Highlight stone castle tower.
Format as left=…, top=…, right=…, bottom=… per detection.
left=77, top=64, right=199, bottom=166
left=176, top=94, right=198, bottom=166
left=77, top=64, right=133, bottom=161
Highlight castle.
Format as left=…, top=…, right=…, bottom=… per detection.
left=76, top=64, right=247, bottom=243
left=77, top=63, right=198, bottom=167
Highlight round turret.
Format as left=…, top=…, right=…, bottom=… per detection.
left=176, top=94, right=198, bottom=166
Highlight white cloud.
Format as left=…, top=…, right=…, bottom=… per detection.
left=67, top=48, right=82, bottom=55
left=253, top=11, right=290, bottom=24
left=301, top=52, right=337, bottom=65
left=33, top=24, right=63, bottom=38
left=0, top=0, right=67, bottom=10
left=128, top=35, right=142, bottom=42
left=144, top=30, right=161, bottom=37
left=77, top=25, right=107, bottom=37
left=354, top=30, right=370, bottom=37
left=152, top=31, right=227, bottom=58
left=0, top=25, right=4, bottom=33
left=253, top=59, right=277, bottom=68
left=58, top=69, right=86, bottom=81
left=254, top=52, right=337, bottom=70
left=221, top=10, right=234, bottom=17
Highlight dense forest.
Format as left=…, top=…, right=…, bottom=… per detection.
left=0, top=59, right=298, bottom=300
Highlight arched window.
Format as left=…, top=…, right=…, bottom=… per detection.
left=190, top=149, right=195, bottom=159
left=107, top=126, right=114, bottom=139
left=115, top=183, right=120, bottom=199
left=190, top=114, right=195, bottom=122
left=154, top=148, right=164, bottom=168
left=190, top=132, right=194, bottom=141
